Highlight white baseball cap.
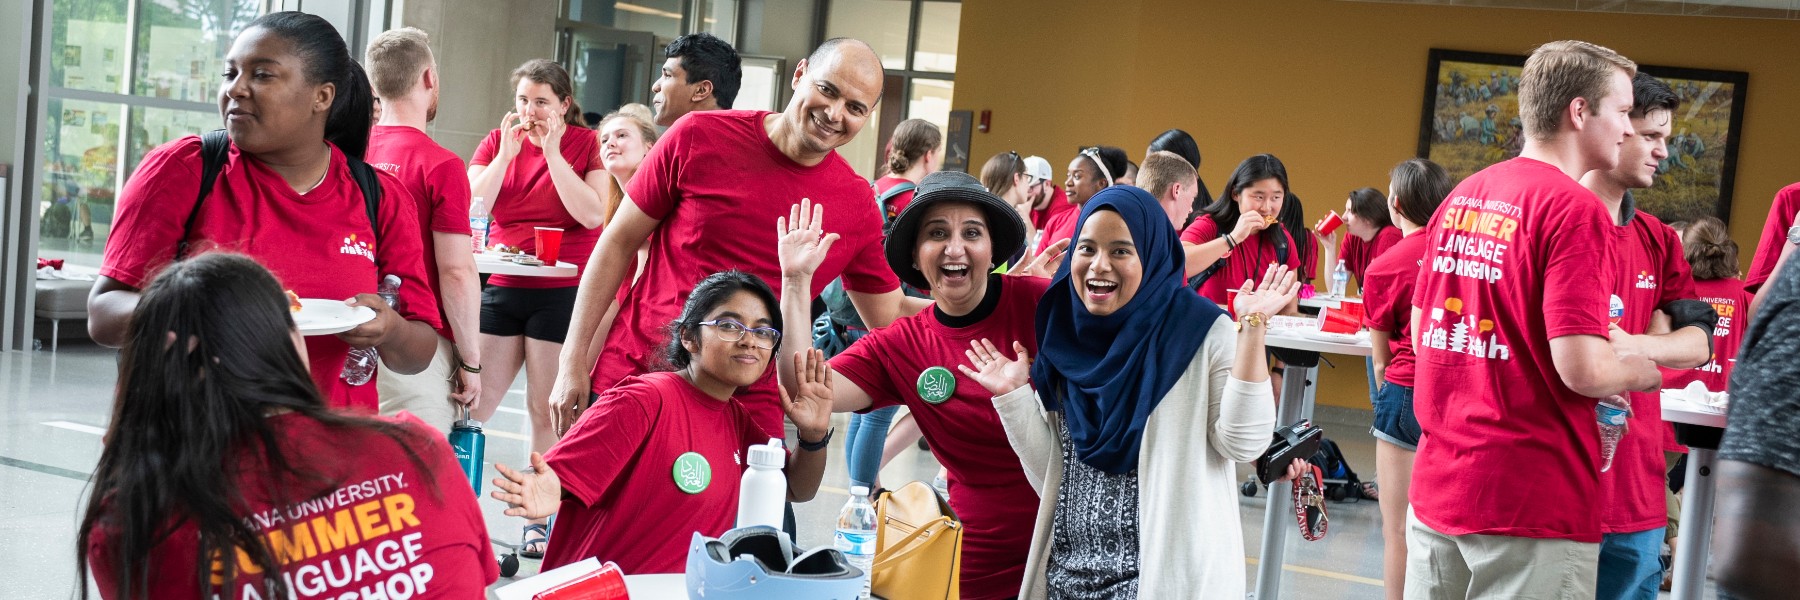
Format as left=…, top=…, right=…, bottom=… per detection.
left=1022, top=156, right=1053, bottom=181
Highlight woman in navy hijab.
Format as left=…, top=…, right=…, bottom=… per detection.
left=963, top=185, right=1301, bottom=598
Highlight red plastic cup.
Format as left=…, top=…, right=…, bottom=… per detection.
left=1318, top=303, right=1363, bottom=334
left=1315, top=210, right=1344, bottom=236
left=534, top=227, right=564, bottom=264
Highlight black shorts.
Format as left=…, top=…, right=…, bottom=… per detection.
left=480, top=284, right=578, bottom=343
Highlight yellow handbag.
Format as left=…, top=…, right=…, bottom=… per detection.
left=871, top=481, right=963, bottom=600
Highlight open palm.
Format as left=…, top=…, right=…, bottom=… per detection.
left=782, top=348, right=836, bottom=439
left=958, top=338, right=1033, bottom=396
left=1234, top=264, right=1301, bottom=317
left=491, top=452, right=561, bottom=520
left=777, top=198, right=840, bottom=279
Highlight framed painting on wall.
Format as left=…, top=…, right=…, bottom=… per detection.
left=1416, top=49, right=1748, bottom=224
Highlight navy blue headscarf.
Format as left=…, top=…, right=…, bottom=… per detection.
left=1031, top=186, right=1229, bottom=474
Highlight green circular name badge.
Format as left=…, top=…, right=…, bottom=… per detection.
left=672, top=451, right=712, bottom=494
left=917, top=366, right=956, bottom=405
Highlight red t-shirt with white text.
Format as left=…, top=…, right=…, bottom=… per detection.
left=1409, top=157, right=1615, bottom=542
left=87, top=413, right=496, bottom=599
left=471, top=126, right=601, bottom=289
left=367, top=125, right=472, bottom=341
left=1180, top=214, right=1303, bottom=307
left=1660, top=277, right=1751, bottom=452
left=830, top=275, right=1046, bottom=600
left=542, top=371, right=773, bottom=574
left=1745, top=182, right=1800, bottom=292
left=1361, top=232, right=1428, bottom=388
left=102, top=138, right=441, bottom=411
left=596, top=110, right=901, bottom=434
left=1343, top=226, right=1403, bottom=287
left=1600, top=209, right=1696, bottom=534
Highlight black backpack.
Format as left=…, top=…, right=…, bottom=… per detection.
left=1308, top=437, right=1367, bottom=502
left=177, top=129, right=383, bottom=259
left=813, top=181, right=927, bottom=357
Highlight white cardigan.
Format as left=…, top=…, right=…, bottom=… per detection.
left=992, top=314, right=1276, bottom=599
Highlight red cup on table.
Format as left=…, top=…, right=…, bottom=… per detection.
left=1314, top=210, right=1344, bottom=237
left=533, top=227, right=564, bottom=264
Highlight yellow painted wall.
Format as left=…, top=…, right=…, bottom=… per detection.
left=956, top=0, right=1800, bottom=409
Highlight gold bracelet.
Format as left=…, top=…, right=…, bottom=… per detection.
left=1237, top=312, right=1269, bottom=332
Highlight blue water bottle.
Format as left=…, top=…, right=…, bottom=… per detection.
left=448, top=406, right=486, bottom=494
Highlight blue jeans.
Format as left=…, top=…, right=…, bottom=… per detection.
left=846, top=406, right=900, bottom=489
left=1596, top=528, right=1666, bottom=600
left=1370, top=382, right=1421, bottom=450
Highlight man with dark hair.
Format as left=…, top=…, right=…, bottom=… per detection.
left=1579, top=72, right=1716, bottom=600
left=651, top=32, right=742, bottom=126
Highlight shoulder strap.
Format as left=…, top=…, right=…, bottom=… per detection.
left=178, top=129, right=233, bottom=259
left=345, top=159, right=384, bottom=246
left=876, top=181, right=918, bottom=223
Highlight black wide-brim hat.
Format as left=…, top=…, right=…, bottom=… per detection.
left=883, top=170, right=1027, bottom=291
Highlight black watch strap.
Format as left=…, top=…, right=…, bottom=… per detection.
left=797, top=427, right=834, bottom=452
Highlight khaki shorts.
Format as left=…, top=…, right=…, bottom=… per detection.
left=1404, top=507, right=1599, bottom=600
left=376, top=334, right=458, bottom=434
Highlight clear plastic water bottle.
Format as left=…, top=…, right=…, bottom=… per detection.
left=1330, top=259, right=1350, bottom=298
left=1596, top=397, right=1631, bottom=472
left=835, top=485, right=879, bottom=600
left=341, top=275, right=401, bottom=386
left=469, top=196, right=490, bottom=252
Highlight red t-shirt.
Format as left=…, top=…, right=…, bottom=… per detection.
left=1660, top=277, right=1751, bottom=452
left=1361, top=232, right=1428, bottom=388
left=595, top=110, right=901, bottom=434
left=542, top=371, right=772, bottom=574
left=830, top=275, right=1046, bottom=600
left=367, top=125, right=473, bottom=341
left=1600, top=209, right=1697, bottom=534
left=1745, top=182, right=1800, bottom=292
left=1409, top=157, right=1615, bottom=542
left=1030, top=187, right=1076, bottom=235
left=1180, top=214, right=1304, bottom=306
left=1036, top=206, right=1080, bottom=255
left=875, top=175, right=918, bottom=222
left=87, top=413, right=497, bottom=599
left=470, top=126, right=601, bottom=289
left=1342, top=226, right=1403, bottom=287
left=102, top=137, right=441, bottom=411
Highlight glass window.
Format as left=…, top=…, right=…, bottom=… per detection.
left=699, top=0, right=740, bottom=45
left=51, top=0, right=130, bottom=94
left=613, top=0, right=685, bottom=39
left=907, top=79, right=953, bottom=133
left=912, top=1, right=959, bottom=73
left=134, top=0, right=259, bottom=103
left=835, top=103, right=884, bottom=180
left=127, top=106, right=220, bottom=182
left=825, top=0, right=912, bottom=70
left=39, top=99, right=125, bottom=255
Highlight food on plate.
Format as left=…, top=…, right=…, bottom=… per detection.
left=488, top=243, right=522, bottom=255
left=286, top=290, right=302, bottom=312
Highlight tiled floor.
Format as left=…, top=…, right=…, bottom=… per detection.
left=0, top=340, right=1706, bottom=599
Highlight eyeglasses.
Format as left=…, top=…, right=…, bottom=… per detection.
left=1080, top=147, right=1115, bottom=185
left=697, top=319, right=782, bottom=349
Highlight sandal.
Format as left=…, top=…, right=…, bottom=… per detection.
left=1359, top=481, right=1380, bottom=501
left=520, top=522, right=549, bottom=560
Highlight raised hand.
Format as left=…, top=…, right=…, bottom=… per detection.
left=1230, top=209, right=1271, bottom=244
left=1233, top=264, right=1301, bottom=318
left=777, top=198, right=840, bottom=279
left=1008, top=238, right=1069, bottom=279
left=958, top=338, right=1033, bottom=396
left=540, top=113, right=567, bottom=161
left=781, top=348, right=835, bottom=442
left=496, top=112, right=526, bottom=164
left=491, top=452, right=561, bottom=519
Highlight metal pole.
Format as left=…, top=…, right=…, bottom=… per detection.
left=1670, top=447, right=1717, bottom=599
left=1253, top=359, right=1316, bottom=599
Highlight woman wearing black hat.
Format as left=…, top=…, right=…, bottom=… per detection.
left=961, top=186, right=1302, bottom=597
left=776, top=170, right=1055, bottom=600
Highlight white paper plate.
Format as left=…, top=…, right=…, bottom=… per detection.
left=1301, top=330, right=1366, bottom=345
left=292, top=299, right=376, bottom=336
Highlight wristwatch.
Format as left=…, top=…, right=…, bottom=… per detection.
left=798, top=427, right=835, bottom=452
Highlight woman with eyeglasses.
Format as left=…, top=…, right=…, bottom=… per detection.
left=778, top=173, right=1062, bottom=600
left=490, top=269, right=835, bottom=574
left=1038, top=146, right=1129, bottom=255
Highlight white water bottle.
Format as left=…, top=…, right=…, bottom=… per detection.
left=469, top=196, right=490, bottom=252
left=1596, top=397, right=1631, bottom=472
left=736, top=438, right=787, bottom=529
left=835, top=486, right=879, bottom=600
left=1330, top=259, right=1350, bottom=298
left=341, top=275, right=400, bottom=386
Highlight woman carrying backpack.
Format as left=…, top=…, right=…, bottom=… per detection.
left=89, top=11, right=440, bottom=412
